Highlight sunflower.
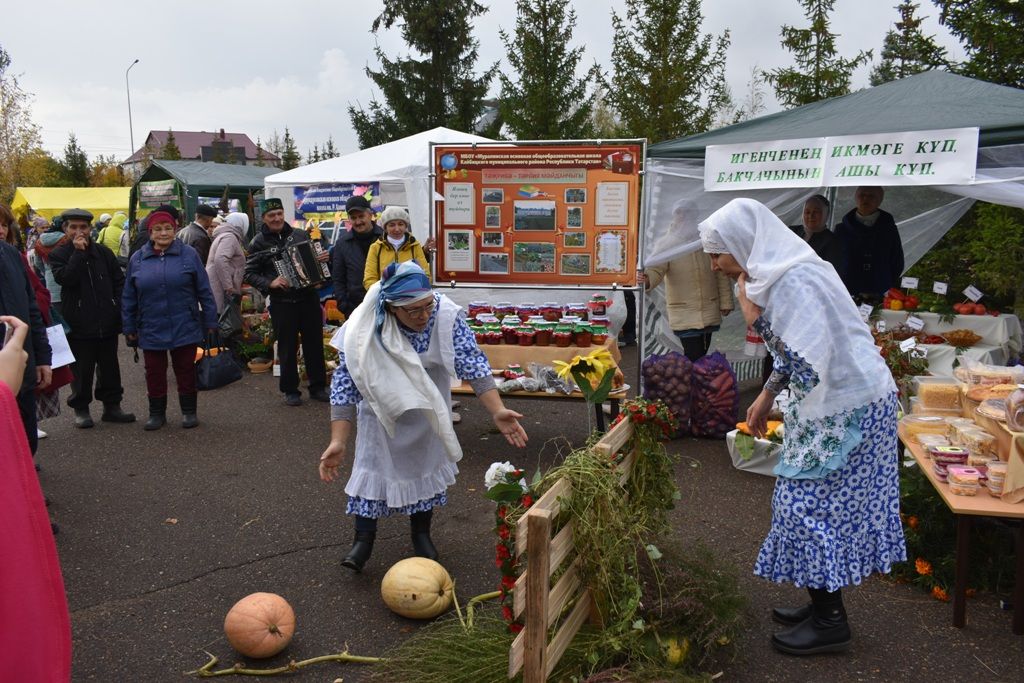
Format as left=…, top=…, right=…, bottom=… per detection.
left=552, top=347, right=616, bottom=386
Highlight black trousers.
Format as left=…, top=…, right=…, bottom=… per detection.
left=16, top=388, right=39, bottom=455
left=621, top=290, right=637, bottom=343
left=67, top=335, right=124, bottom=410
left=675, top=332, right=713, bottom=363
left=270, top=293, right=326, bottom=395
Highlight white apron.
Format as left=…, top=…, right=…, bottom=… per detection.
left=343, top=297, right=460, bottom=508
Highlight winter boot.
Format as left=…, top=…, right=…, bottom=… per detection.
left=410, top=510, right=439, bottom=561
left=772, top=587, right=851, bottom=655
left=342, top=517, right=378, bottom=573
left=772, top=603, right=813, bottom=626
left=101, top=403, right=136, bottom=423
left=144, top=396, right=167, bottom=431
left=73, top=407, right=94, bottom=429
left=179, top=393, right=199, bottom=428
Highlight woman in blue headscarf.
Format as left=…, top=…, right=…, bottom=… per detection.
left=319, top=262, right=528, bottom=572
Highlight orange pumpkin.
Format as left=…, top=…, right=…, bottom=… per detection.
left=223, top=592, right=296, bottom=658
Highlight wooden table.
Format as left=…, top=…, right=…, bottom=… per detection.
left=899, top=429, right=1024, bottom=634
left=452, top=380, right=624, bottom=432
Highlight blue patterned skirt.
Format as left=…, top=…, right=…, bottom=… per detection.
left=754, top=393, right=907, bottom=590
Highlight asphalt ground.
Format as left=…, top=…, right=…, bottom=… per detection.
left=37, top=344, right=1024, bottom=682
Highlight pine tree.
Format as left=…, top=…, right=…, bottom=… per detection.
left=265, top=130, right=284, bottom=159
left=255, top=137, right=267, bottom=167
left=763, top=0, right=872, bottom=108
left=934, top=0, right=1024, bottom=88
left=160, top=129, right=182, bottom=159
left=309, top=145, right=321, bottom=164
left=497, top=0, right=601, bottom=140
left=61, top=132, right=89, bottom=186
left=347, top=0, right=497, bottom=148
left=322, top=137, right=339, bottom=159
left=607, top=0, right=730, bottom=143
left=280, top=128, right=301, bottom=170
left=870, top=2, right=949, bottom=85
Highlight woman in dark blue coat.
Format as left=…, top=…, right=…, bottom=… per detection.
left=122, top=210, right=217, bottom=430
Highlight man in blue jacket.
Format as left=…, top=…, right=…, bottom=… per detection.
left=331, top=195, right=382, bottom=318
left=835, top=186, right=904, bottom=303
left=49, top=208, right=135, bottom=428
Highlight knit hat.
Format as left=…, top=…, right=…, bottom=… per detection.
left=379, top=206, right=410, bottom=228
left=260, top=197, right=284, bottom=215
left=147, top=211, right=177, bottom=228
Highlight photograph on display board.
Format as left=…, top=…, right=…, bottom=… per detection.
left=566, top=206, right=583, bottom=228
left=479, top=252, right=510, bottom=274
left=513, top=200, right=556, bottom=231
left=595, top=230, right=627, bottom=273
left=482, top=188, right=504, bottom=204
left=560, top=253, right=592, bottom=276
left=482, top=231, right=504, bottom=247
left=513, top=242, right=556, bottom=273
left=563, top=231, right=586, bottom=248
left=484, top=205, right=502, bottom=228
left=445, top=229, right=475, bottom=271
left=564, top=188, right=587, bottom=204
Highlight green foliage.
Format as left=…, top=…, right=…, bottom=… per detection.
left=254, top=137, right=266, bottom=167
left=763, top=0, right=872, bottom=108
left=0, top=44, right=44, bottom=202
left=934, top=0, right=1024, bottom=88
left=870, top=1, right=950, bottom=85
left=160, top=129, right=182, bottom=160
left=348, top=0, right=496, bottom=148
left=279, top=127, right=301, bottom=170
left=497, top=0, right=601, bottom=140
left=607, top=0, right=730, bottom=143
left=61, top=132, right=89, bottom=186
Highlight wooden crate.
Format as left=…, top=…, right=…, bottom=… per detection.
left=508, top=416, right=637, bottom=681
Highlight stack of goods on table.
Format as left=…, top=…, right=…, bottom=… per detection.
left=901, top=361, right=1024, bottom=499
left=464, top=294, right=611, bottom=348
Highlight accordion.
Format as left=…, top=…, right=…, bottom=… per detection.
left=273, top=241, right=330, bottom=289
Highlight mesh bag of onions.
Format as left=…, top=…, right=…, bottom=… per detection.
left=690, top=352, right=739, bottom=439
left=641, top=351, right=692, bottom=437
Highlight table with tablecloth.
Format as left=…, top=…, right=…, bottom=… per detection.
left=879, top=310, right=1022, bottom=376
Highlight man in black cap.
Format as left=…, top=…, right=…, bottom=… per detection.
left=178, top=204, right=217, bottom=264
left=244, top=197, right=329, bottom=406
left=331, top=195, right=382, bottom=318
left=49, top=208, right=135, bottom=428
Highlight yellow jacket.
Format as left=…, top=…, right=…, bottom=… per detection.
left=363, top=235, right=431, bottom=289
left=644, top=251, right=733, bottom=331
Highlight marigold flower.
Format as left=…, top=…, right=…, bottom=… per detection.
left=915, top=558, right=932, bottom=576
left=931, top=586, right=949, bottom=602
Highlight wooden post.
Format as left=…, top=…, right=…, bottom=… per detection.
left=524, top=509, right=552, bottom=683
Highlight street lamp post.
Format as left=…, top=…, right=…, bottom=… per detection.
left=126, top=59, right=139, bottom=159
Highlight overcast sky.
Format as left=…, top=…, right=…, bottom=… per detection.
left=3, top=0, right=965, bottom=161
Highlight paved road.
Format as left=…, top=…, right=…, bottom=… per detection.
left=38, top=346, right=1024, bottom=681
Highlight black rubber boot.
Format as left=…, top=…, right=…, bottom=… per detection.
left=772, top=588, right=851, bottom=656
left=179, top=393, right=198, bottom=429
left=410, top=510, right=439, bottom=561
left=772, top=603, right=813, bottom=626
left=144, top=396, right=167, bottom=431
left=73, top=407, right=94, bottom=429
left=101, top=403, right=136, bottom=423
left=342, top=532, right=376, bottom=572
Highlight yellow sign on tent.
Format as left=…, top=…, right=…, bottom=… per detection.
left=10, top=187, right=131, bottom=222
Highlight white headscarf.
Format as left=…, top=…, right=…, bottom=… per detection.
left=216, top=212, right=249, bottom=245
left=699, top=198, right=894, bottom=421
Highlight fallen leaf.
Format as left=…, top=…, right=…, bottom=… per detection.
left=165, top=518, right=178, bottom=525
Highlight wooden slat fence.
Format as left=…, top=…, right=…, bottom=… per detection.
left=507, top=416, right=637, bottom=681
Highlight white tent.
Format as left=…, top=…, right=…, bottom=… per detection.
left=263, top=127, right=492, bottom=243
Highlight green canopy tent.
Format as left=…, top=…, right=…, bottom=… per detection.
left=129, top=159, right=278, bottom=239
left=639, top=71, right=1024, bottom=361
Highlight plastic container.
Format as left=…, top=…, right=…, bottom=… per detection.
left=928, top=445, right=969, bottom=465
left=918, top=434, right=950, bottom=449
left=901, top=415, right=951, bottom=441
left=1007, top=385, right=1024, bottom=431
left=914, top=377, right=962, bottom=411
left=960, top=427, right=995, bottom=457
left=949, top=481, right=980, bottom=496
left=910, top=397, right=961, bottom=417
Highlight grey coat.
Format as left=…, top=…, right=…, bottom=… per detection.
left=205, top=222, right=246, bottom=313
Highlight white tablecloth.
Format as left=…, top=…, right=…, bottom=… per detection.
left=878, top=310, right=1022, bottom=355
left=917, top=343, right=1007, bottom=377
left=725, top=430, right=780, bottom=477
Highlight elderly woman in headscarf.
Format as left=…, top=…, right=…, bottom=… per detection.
left=699, top=198, right=904, bottom=656
left=206, top=212, right=249, bottom=314
left=319, top=261, right=528, bottom=572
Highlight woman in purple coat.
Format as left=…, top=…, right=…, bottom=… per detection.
left=122, top=210, right=217, bottom=430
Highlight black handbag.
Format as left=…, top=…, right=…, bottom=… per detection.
left=218, top=294, right=244, bottom=339
left=196, top=334, right=243, bottom=391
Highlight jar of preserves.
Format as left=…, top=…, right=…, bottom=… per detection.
left=502, top=322, right=520, bottom=345
left=589, top=315, right=610, bottom=328
left=591, top=324, right=608, bottom=345
left=467, top=301, right=492, bottom=319
left=517, top=327, right=536, bottom=346
left=588, top=294, right=610, bottom=316
left=541, top=302, right=562, bottom=322
left=516, top=303, right=539, bottom=322
left=527, top=315, right=546, bottom=327
left=574, top=323, right=593, bottom=347
left=566, top=302, right=588, bottom=320
left=504, top=363, right=525, bottom=380
left=553, top=330, right=573, bottom=347
left=485, top=327, right=503, bottom=345
left=534, top=322, right=554, bottom=346
left=494, top=302, right=515, bottom=321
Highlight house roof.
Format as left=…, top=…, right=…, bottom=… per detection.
left=142, top=159, right=279, bottom=190
left=125, top=130, right=281, bottom=163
